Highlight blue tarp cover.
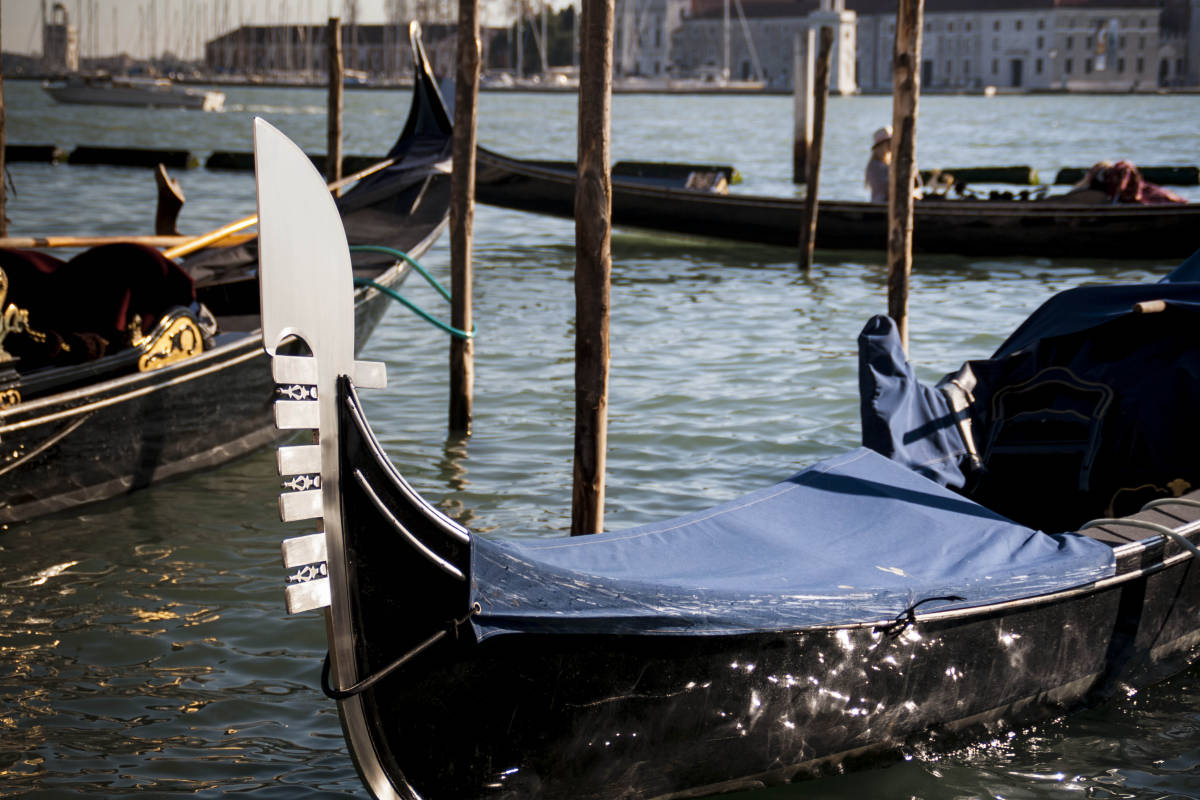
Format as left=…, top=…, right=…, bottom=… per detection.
left=859, top=250, right=1200, bottom=529
left=469, top=448, right=1115, bottom=640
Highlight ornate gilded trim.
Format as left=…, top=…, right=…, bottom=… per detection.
left=0, top=266, right=48, bottom=364
left=136, top=315, right=205, bottom=372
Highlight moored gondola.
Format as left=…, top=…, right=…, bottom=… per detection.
left=474, top=146, right=1200, bottom=260
left=0, top=23, right=451, bottom=523
left=257, top=119, right=1200, bottom=799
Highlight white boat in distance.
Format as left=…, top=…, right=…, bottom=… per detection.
left=43, top=75, right=225, bottom=111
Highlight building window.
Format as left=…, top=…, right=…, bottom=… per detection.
left=946, top=60, right=952, bottom=76
left=1137, top=56, right=1144, bottom=72
left=1037, top=35, right=1044, bottom=49
left=965, top=21, right=972, bottom=32
left=992, top=58, right=998, bottom=74
left=1139, top=36, right=1146, bottom=50
left=1036, top=58, right=1043, bottom=74
left=1066, top=35, right=1073, bottom=49
left=993, top=20, right=1000, bottom=31
left=1085, top=57, right=1093, bottom=73
left=948, top=21, right=954, bottom=32
left=964, top=59, right=970, bottom=74
left=1118, top=57, right=1125, bottom=72
left=1085, top=36, right=1092, bottom=50
left=1140, top=18, right=1147, bottom=28
left=1066, top=58, right=1073, bottom=74
left=1119, top=35, right=1126, bottom=48
left=1037, top=18, right=1045, bottom=30
left=1016, top=20, right=1023, bottom=31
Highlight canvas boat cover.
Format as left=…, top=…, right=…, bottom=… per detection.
left=858, top=250, right=1200, bottom=530
left=469, top=447, right=1115, bottom=640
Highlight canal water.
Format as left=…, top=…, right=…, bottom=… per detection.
left=2, top=79, right=1200, bottom=798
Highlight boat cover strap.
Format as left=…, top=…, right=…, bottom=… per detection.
left=468, top=448, right=1115, bottom=640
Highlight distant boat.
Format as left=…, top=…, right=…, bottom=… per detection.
left=475, top=147, right=1200, bottom=260
left=42, top=75, right=226, bottom=111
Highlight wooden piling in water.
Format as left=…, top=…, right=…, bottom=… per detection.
left=798, top=26, right=834, bottom=272
left=792, top=28, right=814, bottom=185
left=571, top=0, right=615, bottom=536
left=887, top=0, right=923, bottom=354
left=326, top=17, right=344, bottom=190
left=0, top=48, right=6, bottom=238
left=449, top=6, right=481, bottom=435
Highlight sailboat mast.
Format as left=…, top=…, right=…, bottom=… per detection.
left=722, top=0, right=729, bottom=82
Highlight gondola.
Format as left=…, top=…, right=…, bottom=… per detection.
left=475, top=146, right=1200, bottom=260
left=0, top=24, right=451, bottom=524
left=256, top=119, right=1200, bottom=799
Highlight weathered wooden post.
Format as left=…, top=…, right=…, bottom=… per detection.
left=326, top=17, right=344, bottom=190
left=798, top=25, right=834, bottom=271
left=449, top=3, right=481, bottom=434
left=792, top=28, right=814, bottom=185
left=571, top=0, right=614, bottom=536
left=888, top=0, right=923, bottom=354
left=0, top=13, right=6, bottom=239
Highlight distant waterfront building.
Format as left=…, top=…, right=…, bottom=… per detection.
left=663, top=0, right=1195, bottom=90
left=203, top=23, right=474, bottom=80
left=668, top=0, right=857, bottom=88
left=616, top=0, right=691, bottom=78
left=42, top=1, right=79, bottom=73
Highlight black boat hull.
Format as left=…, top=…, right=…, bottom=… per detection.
left=362, top=564, right=1200, bottom=799
left=334, top=376, right=1200, bottom=799
left=0, top=274, right=404, bottom=522
left=475, top=148, right=1200, bottom=260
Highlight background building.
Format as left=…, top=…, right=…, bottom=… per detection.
left=42, top=1, right=79, bottom=73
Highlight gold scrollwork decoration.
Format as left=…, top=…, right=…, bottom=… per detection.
left=0, top=267, right=48, bottom=363
left=0, top=388, right=21, bottom=407
left=137, top=316, right=205, bottom=372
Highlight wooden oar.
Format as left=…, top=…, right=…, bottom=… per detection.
left=160, top=154, right=401, bottom=260
left=0, top=233, right=256, bottom=250
left=0, top=154, right=403, bottom=260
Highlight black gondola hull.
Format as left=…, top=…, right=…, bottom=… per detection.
left=358, top=565, right=1200, bottom=799
left=1, top=26, right=453, bottom=523
left=333, top=376, right=1200, bottom=800
left=0, top=277, right=408, bottom=522
left=475, top=148, right=1200, bottom=260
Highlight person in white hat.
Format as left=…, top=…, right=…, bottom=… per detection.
left=864, top=125, right=892, bottom=203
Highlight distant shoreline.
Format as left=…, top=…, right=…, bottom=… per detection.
left=11, top=74, right=1200, bottom=96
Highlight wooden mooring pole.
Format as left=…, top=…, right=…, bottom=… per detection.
left=888, top=0, right=923, bottom=354
left=798, top=25, right=833, bottom=272
left=449, top=4, right=481, bottom=434
left=0, top=10, right=6, bottom=239
left=571, top=0, right=614, bottom=536
left=326, top=17, right=344, bottom=189
left=791, top=28, right=814, bottom=185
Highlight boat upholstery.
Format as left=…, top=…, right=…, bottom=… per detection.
left=0, top=243, right=195, bottom=368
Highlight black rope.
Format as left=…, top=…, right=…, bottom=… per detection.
left=321, top=603, right=480, bottom=701
left=883, top=595, right=966, bottom=638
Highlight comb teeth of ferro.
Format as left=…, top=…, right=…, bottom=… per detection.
left=270, top=353, right=388, bottom=614
left=271, top=353, right=328, bottom=613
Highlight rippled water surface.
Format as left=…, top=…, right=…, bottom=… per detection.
left=2, top=78, right=1200, bottom=797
